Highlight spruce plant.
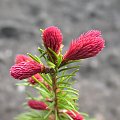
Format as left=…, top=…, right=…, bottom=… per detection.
left=10, top=26, right=105, bottom=120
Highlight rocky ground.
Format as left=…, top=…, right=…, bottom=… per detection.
left=0, top=0, right=120, bottom=120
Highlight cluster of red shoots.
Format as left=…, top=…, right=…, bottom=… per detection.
left=10, top=26, right=105, bottom=120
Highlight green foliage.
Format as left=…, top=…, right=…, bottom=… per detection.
left=15, top=46, right=93, bottom=120
left=15, top=111, right=94, bottom=120
left=15, top=111, right=49, bottom=120
left=27, top=53, right=41, bottom=63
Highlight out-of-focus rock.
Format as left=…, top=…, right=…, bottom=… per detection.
left=0, top=0, right=120, bottom=120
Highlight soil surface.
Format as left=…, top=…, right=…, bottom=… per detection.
left=0, top=0, right=120, bottom=120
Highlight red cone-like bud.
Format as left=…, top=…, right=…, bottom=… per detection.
left=28, top=100, right=48, bottom=110
left=10, top=61, right=45, bottom=80
left=66, top=110, right=84, bottom=120
left=42, top=26, right=63, bottom=54
left=15, top=54, right=33, bottom=64
left=28, top=73, right=43, bottom=85
left=28, top=74, right=51, bottom=90
left=63, top=30, right=105, bottom=61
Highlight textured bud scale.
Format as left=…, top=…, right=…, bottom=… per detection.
left=42, top=26, right=63, bottom=54
left=15, top=54, right=33, bottom=64
left=28, top=73, right=43, bottom=85
left=63, top=30, right=105, bottom=61
left=10, top=61, right=44, bottom=80
left=66, top=110, right=84, bottom=120
left=28, top=100, right=48, bottom=110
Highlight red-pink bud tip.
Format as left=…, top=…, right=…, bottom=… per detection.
left=28, top=100, right=48, bottom=110
left=66, top=110, right=84, bottom=120
left=15, top=54, right=33, bottom=64
left=10, top=61, right=44, bottom=80
left=42, top=26, right=63, bottom=54
left=63, top=30, right=105, bottom=61
left=28, top=73, right=43, bottom=85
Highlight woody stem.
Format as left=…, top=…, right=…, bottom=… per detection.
left=51, top=71, right=59, bottom=119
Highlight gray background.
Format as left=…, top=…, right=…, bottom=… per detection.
left=0, top=0, right=120, bottom=120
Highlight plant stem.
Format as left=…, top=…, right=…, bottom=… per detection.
left=51, top=72, right=59, bottom=120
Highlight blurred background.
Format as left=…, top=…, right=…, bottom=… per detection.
left=0, top=0, right=120, bottom=120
